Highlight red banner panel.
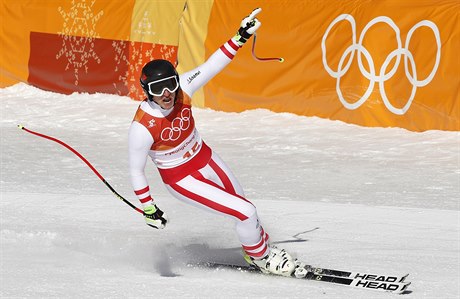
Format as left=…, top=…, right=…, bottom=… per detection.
left=28, top=32, right=129, bottom=95
left=28, top=31, right=178, bottom=100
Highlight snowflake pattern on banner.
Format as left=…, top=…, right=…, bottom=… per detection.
left=56, top=0, right=104, bottom=86
left=51, top=1, right=177, bottom=99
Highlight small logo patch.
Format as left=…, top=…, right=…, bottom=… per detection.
left=147, top=119, right=156, bottom=128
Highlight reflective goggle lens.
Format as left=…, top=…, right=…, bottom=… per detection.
left=147, top=76, right=179, bottom=96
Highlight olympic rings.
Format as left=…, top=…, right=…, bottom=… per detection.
left=322, top=14, right=441, bottom=115
left=161, top=108, right=191, bottom=141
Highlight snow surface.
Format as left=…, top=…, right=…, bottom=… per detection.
left=1, top=83, right=459, bottom=298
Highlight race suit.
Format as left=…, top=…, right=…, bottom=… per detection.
left=128, top=37, right=269, bottom=259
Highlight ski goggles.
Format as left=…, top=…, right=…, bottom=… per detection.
left=146, top=75, right=180, bottom=96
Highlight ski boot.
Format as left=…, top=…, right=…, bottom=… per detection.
left=244, top=245, right=295, bottom=277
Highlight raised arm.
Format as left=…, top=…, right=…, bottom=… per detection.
left=180, top=8, right=262, bottom=97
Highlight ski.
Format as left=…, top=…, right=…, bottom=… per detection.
left=293, top=264, right=411, bottom=294
left=204, top=262, right=409, bottom=283
left=299, top=271, right=411, bottom=294
left=201, top=262, right=411, bottom=294
left=298, top=264, right=409, bottom=283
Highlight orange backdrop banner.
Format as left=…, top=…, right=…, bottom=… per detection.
left=1, top=0, right=181, bottom=99
left=1, top=0, right=459, bottom=131
left=204, top=0, right=460, bottom=131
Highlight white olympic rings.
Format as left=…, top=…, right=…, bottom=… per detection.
left=322, top=14, right=441, bottom=115
left=161, top=108, right=191, bottom=141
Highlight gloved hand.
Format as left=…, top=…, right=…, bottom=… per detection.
left=234, top=8, right=262, bottom=46
left=144, top=204, right=168, bottom=229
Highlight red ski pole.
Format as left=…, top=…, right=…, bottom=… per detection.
left=18, top=125, right=144, bottom=215
left=252, top=33, right=284, bottom=63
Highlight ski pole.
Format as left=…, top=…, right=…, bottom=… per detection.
left=252, top=33, right=284, bottom=63
left=17, top=125, right=144, bottom=215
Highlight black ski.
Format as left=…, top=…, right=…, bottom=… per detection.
left=294, top=265, right=411, bottom=294
left=201, top=262, right=411, bottom=294
left=297, top=264, right=409, bottom=283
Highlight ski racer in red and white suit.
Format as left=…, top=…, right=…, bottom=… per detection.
left=128, top=8, right=295, bottom=275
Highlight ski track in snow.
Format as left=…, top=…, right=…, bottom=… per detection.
left=1, top=83, right=459, bottom=298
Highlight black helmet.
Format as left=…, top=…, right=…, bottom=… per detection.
left=140, top=59, right=180, bottom=100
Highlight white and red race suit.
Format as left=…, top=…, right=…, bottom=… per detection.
left=128, top=37, right=269, bottom=259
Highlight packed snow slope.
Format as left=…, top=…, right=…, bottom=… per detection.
left=1, top=83, right=459, bottom=298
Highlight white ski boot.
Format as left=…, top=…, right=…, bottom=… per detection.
left=245, top=245, right=296, bottom=277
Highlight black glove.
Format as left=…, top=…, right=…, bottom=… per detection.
left=234, top=8, right=262, bottom=46
left=143, top=204, right=168, bottom=229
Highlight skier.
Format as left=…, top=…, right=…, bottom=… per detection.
left=128, top=8, right=295, bottom=276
